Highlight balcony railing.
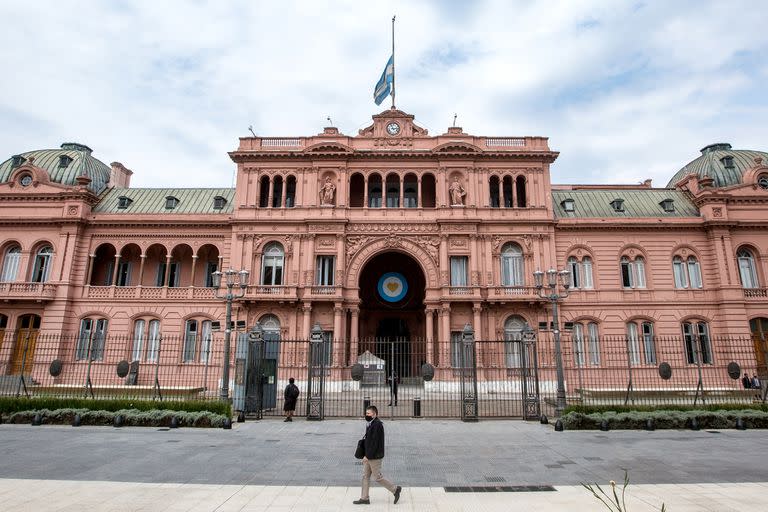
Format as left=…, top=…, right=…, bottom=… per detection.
left=448, top=286, right=473, bottom=295
left=310, top=286, right=339, bottom=296
left=744, top=287, right=768, bottom=299
left=246, top=285, right=297, bottom=299
left=85, top=286, right=217, bottom=300
left=0, top=282, right=57, bottom=300
left=490, top=286, right=537, bottom=297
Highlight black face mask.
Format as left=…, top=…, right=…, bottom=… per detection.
left=365, top=415, right=373, bottom=422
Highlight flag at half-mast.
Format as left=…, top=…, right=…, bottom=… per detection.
left=373, top=55, right=394, bottom=105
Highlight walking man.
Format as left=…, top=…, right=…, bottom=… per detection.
left=354, top=405, right=402, bottom=505
left=283, top=377, right=299, bottom=422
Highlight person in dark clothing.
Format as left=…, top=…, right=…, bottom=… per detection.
left=283, top=377, right=299, bottom=422
left=387, top=370, right=399, bottom=406
left=742, top=372, right=752, bottom=389
left=353, top=406, right=402, bottom=505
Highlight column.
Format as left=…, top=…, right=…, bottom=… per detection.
left=85, top=253, right=96, bottom=285
left=267, top=176, right=274, bottom=208
left=137, top=254, right=146, bottom=286
left=190, top=255, right=198, bottom=287
left=511, top=175, right=517, bottom=207
left=439, top=305, right=451, bottom=368
left=363, top=175, right=369, bottom=208
left=498, top=179, right=504, bottom=208
left=470, top=235, right=479, bottom=288
left=425, top=308, right=434, bottom=365
left=304, top=235, right=316, bottom=287
left=399, top=175, right=404, bottom=208
left=485, top=236, right=495, bottom=287
left=439, top=235, right=449, bottom=286
left=112, top=254, right=121, bottom=285
left=302, top=303, right=312, bottom=339
left=333, top=303, right=343, bottom=366
left=280, top=176, right=287, bottom=207
left=417, top=176, right=423, bottom=208
left=336, top=234, right=345, bottom=289
left=165, top=255, right=172, bottom=286
left=349, top=307, right=360, bottom=363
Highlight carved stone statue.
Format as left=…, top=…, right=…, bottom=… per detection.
left=319, top=177, right=336, bottom=205
left=449, top=177, right=466, bottom=206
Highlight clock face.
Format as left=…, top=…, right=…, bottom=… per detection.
left=20, top=175, right=32, bottom=186
left=386, top=122, right=400, bottom=136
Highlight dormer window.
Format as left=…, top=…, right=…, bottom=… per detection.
left=660, top=199, right=675, bottom=212
left=213, top=196, right=227, bottom=210
left=561, top=199, right=575, bottom=212
left=721, top=156, right=735, bottom=169
left=10, top=155, right=26, bottom=169
left=165, top=196, right=179, bottom=210
left=117, top=196, right=132, bottom=209
left=610, top=199, right=625, bottom=212
left=58, top=155, right=73, bottom=168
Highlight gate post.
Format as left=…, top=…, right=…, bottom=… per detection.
left=520, top=323, right=541, bottom=420
left=246, top=323, right=264, bottom=420
left=307, top=324, right=325, bottom=420
left=460, top=324, right=479, bottom=422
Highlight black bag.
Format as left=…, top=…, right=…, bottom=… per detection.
left=355, top=438, right=365, bottom=459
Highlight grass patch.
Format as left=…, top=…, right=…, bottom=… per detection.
left=0, top=397, right=231, bottom=417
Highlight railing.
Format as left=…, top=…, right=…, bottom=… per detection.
left=448, top=286, right=473, bottom=295
left=491, top=286, right=537, bottom=296
left=0, top=282, right=57, bottom=300
left=310, top=286, right=339, bottom=296
left=486, top=138, right=526, bottom=147
left=247, top=285, right=296, bottom=297
left=744, top=288, right=768, bottom=299
left=261, top=138, right=302, bottom=148
left=85, top=286, right=217, bottom=300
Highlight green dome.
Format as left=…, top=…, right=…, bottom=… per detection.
left=667, top=143, right=768, bottom=188
left=0, top=142, right=111, bottom=194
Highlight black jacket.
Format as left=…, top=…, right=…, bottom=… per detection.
left=364, top=417, right=385, bottom=459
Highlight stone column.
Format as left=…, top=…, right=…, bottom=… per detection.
left=498, top=179, right=503, bottom=208
left=470, top=235, right=479, bottom=288
left=304, top=235, right=316, bottom=287
left=112, top=254, right=121, bottom=285
left=190, top=255, right=198, bottom=287
left=439, top=305, right=451, bottom=367
left=165, top=255, right=172, bottom=287
left=333, top=303, right=343, bottom=366
left=267, top=176, right=274, bottom=208
left=473, top=303, right=483, bottom=367
left=399, top=174, right=404, bottom=208
left=335, top=234, right=345, bottom=288
left=280, top=176, right=287, bottom=208
left=439, top=235, right=449, bottom=286
left=511, top=176, right=517, bottom=207
left=302, top=303, right=312, bottom=339
left=425, top=308, right=434, bottom=365
left=85, top=253, right=96, bottom=285
left=417, top=176, right=422, bottom=208
left=363, top=175, right=369, bottom=208
left=138, top=254, right=146, bottom=287
left=349, top=307, right=360, bottom=363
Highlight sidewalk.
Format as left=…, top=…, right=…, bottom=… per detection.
left=0, top=479, right=765, bottom=511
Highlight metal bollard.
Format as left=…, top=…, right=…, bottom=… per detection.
left=413, top=397, right=421, bottom=418
left=363, top=396, right=370, bottom=416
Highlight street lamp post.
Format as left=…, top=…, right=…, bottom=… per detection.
left=212, top=268, right=249, bottom=401
left=534, top=267, right=571, bottom=416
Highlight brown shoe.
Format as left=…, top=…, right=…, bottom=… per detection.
left=353, top=498, right=370, bottom=505
left=394, top=486, right=402, bottom=504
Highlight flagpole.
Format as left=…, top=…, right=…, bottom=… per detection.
left=391, top=15, right=396, bottom=109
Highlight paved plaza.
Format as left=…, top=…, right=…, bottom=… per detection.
left=1, top=419, right=767, bottom=510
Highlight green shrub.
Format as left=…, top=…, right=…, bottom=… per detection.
left=564, top=403, right=768, bottom=415
left=561, top=408, right=768, bottom=430
left=8, top=407, right=228, bottom=428
left=0, top=397, right=230, bottom=417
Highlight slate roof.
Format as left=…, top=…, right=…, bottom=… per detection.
left=93, top=188, right=235, bottom=214
left=667, top=143, right=768, bottom=188
left=552, top=189, right=699, bottom=219
left=0, top=143, right=111, bottom=194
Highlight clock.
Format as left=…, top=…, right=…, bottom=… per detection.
left=20, top=174, right=32, bottom=187
left=386, top=122, right=400, bottom=136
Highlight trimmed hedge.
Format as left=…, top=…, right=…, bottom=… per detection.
left=0, top=397, right=231, bottom=417
left=562, top=409, right=768, bottom=430
left=564, top=403, right=768, bottom=415
left=5, top=407, right=228, bottom=428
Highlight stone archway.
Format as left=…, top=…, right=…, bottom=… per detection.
left=345, top=236, right=439, bottom=290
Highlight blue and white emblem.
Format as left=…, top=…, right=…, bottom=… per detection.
left=378, top=272, right=408, bottom=303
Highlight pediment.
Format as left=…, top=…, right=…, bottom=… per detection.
left=302, top=142, right=354, bottom=154
left=431, top=141, right=482, bottom=154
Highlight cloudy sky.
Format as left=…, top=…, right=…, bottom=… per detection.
left=1, top=1, right=766, bottom=188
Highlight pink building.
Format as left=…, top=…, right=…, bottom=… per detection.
left=1, top=110, right=767, bottom=412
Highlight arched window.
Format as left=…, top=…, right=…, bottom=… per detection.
left=516, top=176, right=527, bottom=207
left=259, top=314, right=282, bottom=341
left=673, top=255, right=703, bottom=289
left=489, top=175, right=500, bottom=208
left=737, top=249, right=759, bottom=288
left=261, top=243, right=285, bottom=285
left=0, top=313, right=8, bottom=350
left=385, top=174, right=400, bottom=208
left=503, top=315, right=526, bottom=368
left=132, top=318, right=161, bottom=362
left=626, top=320, right=655, bottom=365
left=568, top=255, right=594, bottom=289
left=682, top=321, right=712, bottom=365
left=672, top=256, right=688, bottom=288
left=76, top=317, right=108, bottom=361
left=502, top=176, right=513, bottom=207
left=500, top=243, right=524, bottom=286
left=272, top=176, right=283, bottom=208
left=1, top=245, right=21, bottom=282
left=183, top=318, right=212, bottom=363
left=368, top=174, right=382, bottom=208
left=31, top=245, right=53, bottom=283
left=258, top=176, right=270, bottom=207
left=421, top=173, right=436, bottom=208
left=285, top=176, right=296, bottom=207
left=403, top=173, right=418, bottom=208
left=620, top=255, right=646, bottom=289
left=349, top=173, right=365, bottom=207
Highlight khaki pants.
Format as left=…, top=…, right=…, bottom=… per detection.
left=361, top=458, right=396, bottom=499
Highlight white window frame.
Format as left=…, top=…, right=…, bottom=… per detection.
left=500, top=243, right=524, bottom=286
left=626, top=322, right=640, bottom=365
left=1, top=246, right=21, bottom=282
left=572, top=323, right=585, bottom=366
left=31, top=246, right=53, bottom=283
left=261, top=243, right=285, bottom=285
left=503, top=316, right=525, bottom=368
left=76, top=317, right=108, bottom=361
left=450, top=256, right=468, bottom=287
left=737, top=249, right=759, bottom=289
left=316, top=256, right=335, bottom=286
left=183, top=319, right=198, bottom=362
left=587, top=322, right=600, bottom=365
left=687, top=256, right=703, bottom=289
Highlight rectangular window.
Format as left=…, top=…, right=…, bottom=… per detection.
left=450, top=256, right=468, bottom=287
left=626, top=322, right=640, bottom=365
left=683, top=322, right=696, bottom=364
left=76, top=318, right=93, bottom=360
left=633, top=259, right=646, bottom=288
left=205, top=262, right=218, bottom=288
left=569, top=259, right=580, bottom=289
left=116, top=261, right=131, bottom=287
left=688, top=259, right=703, bottom=289
left=1, top=250, right=20, bottom=282
left=103, top=261, right=114, bottom=286
left=450, top=331, right=463, bottom=367
left=642, top=322, right=656, bottom=364
left=156, top=263, right=166, bottom=287
left=582, top=259, right=594, bottom=289
left=621, top=260, right=632, bottom=288
left=683, top=322, right=712, bottom=365
left=697, top=322, right=713, bottom=365
left=167, top=262, right=180, bottom=287
left=673, top=259, right=688, bottom=288
left=183, top=320, right=197, bottom=362
left=199, top=320, right=212, bottom=363
left=132, top=320, right=145, bottom=361
left=573, top=323, right=585, bottom=366
left=587, top=322, right=600, bottom=365
left=503, top=329, right=522, bottom=368
left=77, top=318, right=108, bottom=361
left=147, top=320, right=161, bottom=362
left=316, top=256, right=335, bottom=286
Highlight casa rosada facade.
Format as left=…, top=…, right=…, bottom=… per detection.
left=1, top=108, right=768, bottom=386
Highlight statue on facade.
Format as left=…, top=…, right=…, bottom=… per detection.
left=319, top=177, right=336, bottom=206
left=449, top=177, right=466, bottom=206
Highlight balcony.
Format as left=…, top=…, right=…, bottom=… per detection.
left=245, top=285, right=298, bottom=302
left=744, top=288, right=768, bottom=299
left=308, top=285, right=341, bottom=299
left=0, top=282, right=58, bottom=301
left=85, top=286, right=218, bottom=300
left=487, top=286, right=540, bottom=302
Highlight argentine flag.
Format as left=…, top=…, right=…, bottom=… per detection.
left=373, top=55, right=394, bottom=105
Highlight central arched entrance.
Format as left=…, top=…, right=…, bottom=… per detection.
left=358, top=251, right=426, bottom=379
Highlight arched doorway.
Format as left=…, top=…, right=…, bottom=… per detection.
left=10, top=314, right=40, bottom=374
left=358, top=251, right=426, bottom=378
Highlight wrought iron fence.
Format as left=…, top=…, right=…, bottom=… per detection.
left=0, top=329, right=763, bottom=417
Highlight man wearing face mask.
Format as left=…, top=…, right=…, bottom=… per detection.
left=353, top=405, right=402, bottom=505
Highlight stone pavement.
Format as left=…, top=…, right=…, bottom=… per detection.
left=2, top=418, right=768, bottom=510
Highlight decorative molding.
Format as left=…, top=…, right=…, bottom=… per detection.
left=450, top=237, right=468, bottom=248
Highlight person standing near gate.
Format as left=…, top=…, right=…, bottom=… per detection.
left=742, top=372, right=752, bottom=389
left=283, top=377, right=299, bottom=422
left=387, top=370, right=399, bottom=406
left=354, top=406, right=402, bottom=505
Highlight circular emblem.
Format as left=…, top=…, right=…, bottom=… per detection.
left=386, top=122, right=400, bottom=136
left=727, top=361, right=741, bottom=380
left=378, top=272, right=408, bottom=302
left=20, top=174, right=32, bottom=187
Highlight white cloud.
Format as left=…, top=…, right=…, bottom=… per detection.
left=0, top=0, right=765, bottom=188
